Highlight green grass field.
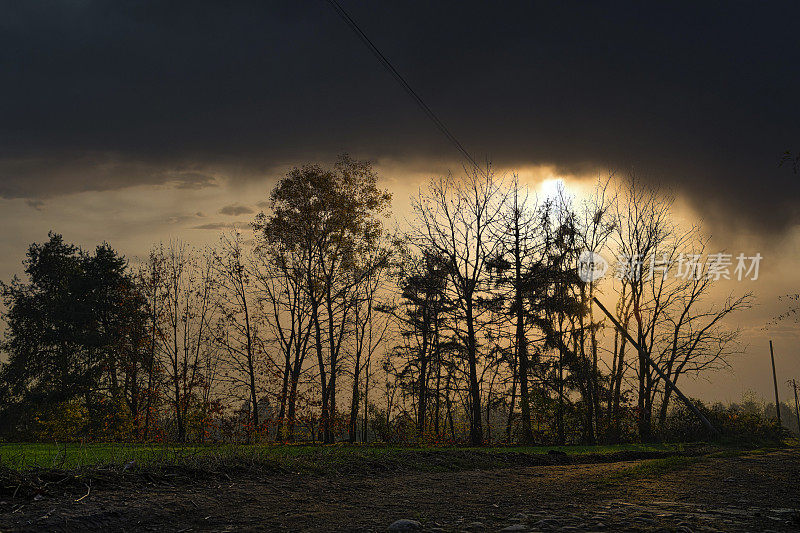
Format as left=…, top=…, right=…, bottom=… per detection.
left=0, top=441, right=687, bottom=472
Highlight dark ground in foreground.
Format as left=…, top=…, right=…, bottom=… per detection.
left=0, top=448, right=798, bottom=532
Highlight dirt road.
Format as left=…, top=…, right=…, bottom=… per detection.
left=1, top=449, right=798, bottom=532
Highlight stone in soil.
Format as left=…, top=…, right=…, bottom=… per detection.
left=388, top=518, right=423, bottom=531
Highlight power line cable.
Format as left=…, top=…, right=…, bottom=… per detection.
left=325, top=0, right=482, bottom=173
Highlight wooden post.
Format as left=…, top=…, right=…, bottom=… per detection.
left=770, top=340, right=782, bottom=426
left=593, top=297, right=719, bottom=436
left=789, top=378, right=800, bottom=435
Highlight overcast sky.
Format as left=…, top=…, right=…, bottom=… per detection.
left=1, top=0, right=798, bottom=403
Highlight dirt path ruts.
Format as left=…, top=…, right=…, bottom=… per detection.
left=1, top=449, right=798, bottom=532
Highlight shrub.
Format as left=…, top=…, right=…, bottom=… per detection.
left=658, top=398, right=786, bottom=443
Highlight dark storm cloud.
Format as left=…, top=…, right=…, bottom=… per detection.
left=1, top=1, right=798, bottom=233
left=0, top=152, right=217, bottom=198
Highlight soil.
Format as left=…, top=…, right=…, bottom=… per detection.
left=1, top=448, right=798, bottom=532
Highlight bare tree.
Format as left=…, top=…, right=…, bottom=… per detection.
left=135, top=249, right=166, bottom=440
left=211, top=230, right=263, bottom=442
left=490, top=175, right=540, bottom=443
left=610, top=177, right=750, bottom=440
left=611, top=177, right=678, bottom=440
left=654, top=246, right=752, bottom=428
left=251, top=223, right=316, bottom=442
left=158, top=241, right=216, bottom=442
left=347, top=246, right=392, bottom=442
left=574, top=177, right=616, bottom=441
left=410, top=167, right=507, bottom=445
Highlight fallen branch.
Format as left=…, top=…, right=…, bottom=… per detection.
left=75, top=481, right=91, bottom=502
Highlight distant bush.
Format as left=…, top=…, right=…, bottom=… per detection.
left=658, top=398, right=786, bottom=443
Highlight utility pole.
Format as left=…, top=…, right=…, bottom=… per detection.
left=593, top=297, right=719, bottom=436
left=789, top=378, right=800, bottom=435
left=770, top=340, right=782, bottom=426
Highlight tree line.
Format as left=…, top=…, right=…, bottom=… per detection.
left=0, top=155, right=753, bottom=444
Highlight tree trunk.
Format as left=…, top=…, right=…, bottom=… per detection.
left=286, top=368, right=300, bottom=442
left=276, top=355, right=291, bottom=442
left=465, top=297, right=483, bottom=445
left=348, top=353, right=361, bottom=443
left=637, top=347, right=651, bottom=441
left=244, top=301, right=259, bottom=441
left=433, top=323, right=442, bottom=438
left=417, top=324, right=429, bottom=438
left=578, top=287, right=596, bottom=444
left=362, top=357, right=370, bottom=442
left=505, top=354, right=517, bottom=442
left=310, top=285, right=329, bottom=443
left=517, top=322, right=533, bottom=444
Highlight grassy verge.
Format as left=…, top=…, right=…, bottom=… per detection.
left=0, top=440, right=777, bottom=499
left=596, top=438, right=793, bottom=485
left=0, top=442, right=690, bottom=471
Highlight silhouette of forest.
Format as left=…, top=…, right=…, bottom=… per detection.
left=0, top=155, right=784, bottom=446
